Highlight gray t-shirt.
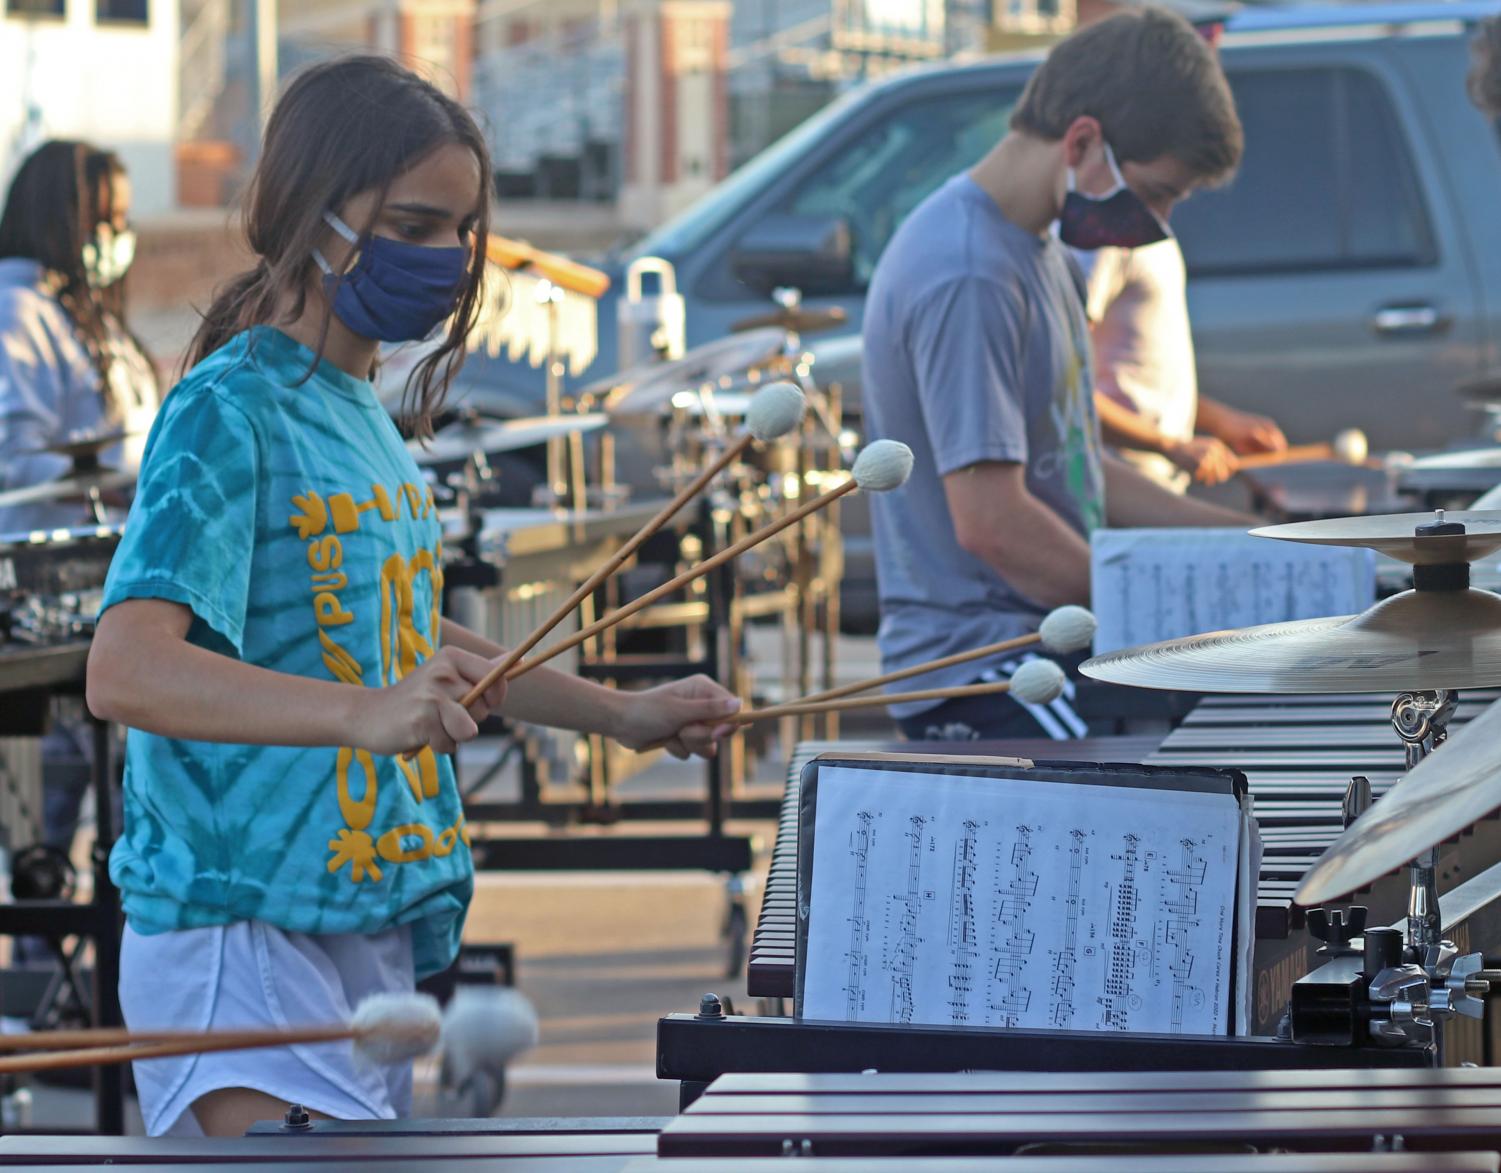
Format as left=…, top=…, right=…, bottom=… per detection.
left=862, top=174, right=1105, bottom=716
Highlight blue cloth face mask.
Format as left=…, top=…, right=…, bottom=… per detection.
left=312, top=211, right=468, bottom=342
left=1057, top=141, right=1171, bottom=250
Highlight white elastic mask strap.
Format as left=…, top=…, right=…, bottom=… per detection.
left=322, top=210, right=361, bottom=245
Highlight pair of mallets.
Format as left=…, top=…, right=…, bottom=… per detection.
left=409, top=382, right=1093, bottom=755
left=0, top=988, right=538, bottom=1076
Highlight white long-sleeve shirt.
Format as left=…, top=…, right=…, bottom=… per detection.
left=0, top=257, right=159, bottom=533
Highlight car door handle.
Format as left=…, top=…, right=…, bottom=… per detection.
left=1372, top=304, right=1445, bottom=336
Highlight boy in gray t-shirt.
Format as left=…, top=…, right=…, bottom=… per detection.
left=863, top=7, right=1258, bottom=741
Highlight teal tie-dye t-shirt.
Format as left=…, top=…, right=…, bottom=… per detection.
left=101, top=327, right=471, bottom=979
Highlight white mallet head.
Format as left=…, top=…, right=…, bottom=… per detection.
left=1038, top=605, right=1097, bottom=654
left=440, top=985, right=541, bottom=1085
left=851, top=440, right=914, bottom=492
left=1010, top=659, right=1066, bottom=705
left=746, top=381, right=806, bottom=442
left=351, top=992, right=443, bottom=1064
left=1334, top=428, right=1368, bottom=465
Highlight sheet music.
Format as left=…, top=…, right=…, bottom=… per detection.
left=802, top=766, right=1244, bottom=1036
left=1090, top=528, right=1376, bottom=654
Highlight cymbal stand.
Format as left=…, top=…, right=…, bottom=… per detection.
left=1290, top=688, right=1500, bottom=1062
left=1391, top=688, right=1456, bottom=952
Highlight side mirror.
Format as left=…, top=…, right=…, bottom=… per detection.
left=730, top=214, right=854, bottom=297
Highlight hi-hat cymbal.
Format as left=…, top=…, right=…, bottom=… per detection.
left=1297, top=694, right=1501, bottom=906
left=730, top=306, right=848, bottom=336
left=0, top=469, right=135, bottom=509
left=605, top=329, right=787, bottom=417
left=1249, top=510, right=1501, bottom=565
left=1080, top=587, right=1501, bottom=694
left=409, top=413, right=607, bottom=467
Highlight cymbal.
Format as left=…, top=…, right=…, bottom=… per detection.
left=730, top=306, right=848, bottom=336
left=1249, top=510, right=1501, bottom=565
left=0, top=468, right=135, bottom=509
left=409, top=413, right=608, bottom=467
left=1454, top=372, right=1501, bottom=406
left=1296, top=693, right=1501, bottom=906
left=1080, top=587, right=1501, bottom=694
left=26, top=430, right=133, bottom=462
left=606, top=329, right=787, bottom=417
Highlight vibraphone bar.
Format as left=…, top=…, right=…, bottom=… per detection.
left=10, top=1070, right=1501, bottom=1169
left=657, top=1067, right=1501, bottom=1160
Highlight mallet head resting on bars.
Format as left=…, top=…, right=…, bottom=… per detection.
left=1038, top=605, right=1097, bottom=655
left=1010, top=659, right=1067, bottom=705
left=745, top=381, right=807, bottom=442
left=851, top=439, right=915, bottom=491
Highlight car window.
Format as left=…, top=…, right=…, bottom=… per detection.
left=777, top=87, right=1020, bottom=290
left=1174, top=67, right=1435, bottom=276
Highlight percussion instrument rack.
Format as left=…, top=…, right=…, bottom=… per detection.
left=0, top=642, right=123, bottom=1137
left=441, top=499, right=756, bottom=875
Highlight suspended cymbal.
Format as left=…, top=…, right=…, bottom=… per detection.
left=1080, top=587, right=1501, bottom=695
left=605, top=329, right=787, bottom=417
left=26, top=430, right=133, bottom=463
left=730, top=306, right=848, bottom=336
left=0, top=469, right=135, bottom=509
left=409, top=413, right=607, bottom=467
left=1297, top=693, right=1501, bottom=906
left=1454, top=372, right=1501, bottom=407
left=1249, top=510, right=1501, bottom=565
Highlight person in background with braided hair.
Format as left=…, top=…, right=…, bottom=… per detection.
left=0, top=143, right=160, bottom=890
left=0, top=141, right=159, bottom=534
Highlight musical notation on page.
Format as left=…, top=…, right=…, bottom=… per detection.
left=801, top=765, right=1246, bottom=1036
left=1089, top=527, right=1377, bottom=655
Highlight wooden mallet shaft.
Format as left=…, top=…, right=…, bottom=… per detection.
left=454, top=433, right=753, bottom=709
left=499, top=477, right=861, bottom=685
left=0, top=1024, right=359, bottom=1075
left=631, top=680, right=1018, bottom=753
left=791, top=631, right=1046, bottom=707
left=721, top=680, right=1016, bottom=724
left=1235, top=442, right=1336, bottom=471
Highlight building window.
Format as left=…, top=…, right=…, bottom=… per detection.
left=97, top=0, right=147, bottom=22
left=5, top=0, right=66, bottom=19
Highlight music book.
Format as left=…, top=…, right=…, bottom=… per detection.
left=795, top=753, right=1258, bottom=1037
left=1089, top=527, right=1376, bottom=654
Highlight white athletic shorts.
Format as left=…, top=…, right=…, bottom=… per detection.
left=119, top=919, right=416, bottom=1136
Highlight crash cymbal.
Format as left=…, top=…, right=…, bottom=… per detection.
left=1296, top=694, right=1501, bottom=906
left=409, top=413, right=608, bottom=467
left=730, top=306, right=848, bottom=336
left=606, top=329, right=788, bottom=417
left=1249, top=509, right=1501, bottom=565
left=0, top=469, right=135, bottom=510
left=26, top=430, right=132, bottom=463
left=1080, top=587, right=1501, bottom=695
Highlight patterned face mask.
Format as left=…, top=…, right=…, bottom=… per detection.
left=1057, top=141, right=1171, bottom=251
left=82, top=226, right=136, bottom=288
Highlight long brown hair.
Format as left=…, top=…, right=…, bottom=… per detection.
left=0, top=140, right=145, bottom=418
left=186, top=55, right=493, bottom=431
